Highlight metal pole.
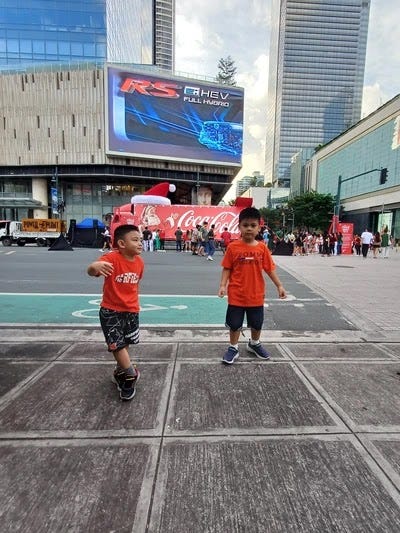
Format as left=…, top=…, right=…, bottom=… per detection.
left=334, top=175, right=342, bottom=232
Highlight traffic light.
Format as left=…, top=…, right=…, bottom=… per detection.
left=380, top=168, right=388, bottom=184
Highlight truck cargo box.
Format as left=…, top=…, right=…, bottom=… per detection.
left=21, top=218, right=66, bottom=233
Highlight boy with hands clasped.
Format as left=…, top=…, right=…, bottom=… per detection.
left=218, top=207, right=286, bottom=364
left=87, top=224, right=144, bottom=400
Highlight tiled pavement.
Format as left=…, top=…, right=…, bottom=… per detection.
left=1, top=338, right=400, bottom=532
left=2, top=250, right=400, bottom=531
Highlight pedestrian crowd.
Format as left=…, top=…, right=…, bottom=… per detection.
left=282, top=226, right=395, bottom=258
left=358, top=226, right=394, bottom=258
left=136, top=221, right=234, bottom=261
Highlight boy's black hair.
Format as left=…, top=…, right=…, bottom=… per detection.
left=113, top=224, right=139, bottom=246
left=239, top=207, right=261, bottom=223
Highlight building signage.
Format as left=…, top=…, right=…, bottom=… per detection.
left=105, top=65, right=244, bottom=166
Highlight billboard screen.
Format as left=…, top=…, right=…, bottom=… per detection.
left=105, top=65, right=244, bottom=166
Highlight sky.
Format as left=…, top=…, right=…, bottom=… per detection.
left=174, top=0, right=400, bottom=200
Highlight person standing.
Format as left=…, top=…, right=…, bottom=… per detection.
left=183, top=229, right=192, bottom=252
left=322, top=231, right=330, bottom=257
left=336, top=232, right=343, bottom=255
left=100, top=226, right=111, bottom=252
left=174, top=227, right=183, bottom=252
left=360, top=228, right=373, bottom=258
left=220, top=226, right=232, bottom=254
left=153, top=229, right=160, bottom=251
left=381, top=226, right=391, bottom=258
left=198, top=221, right=209, bottom=257
left=207, top=224, right=216, bottom=261
left=159, top=228, right=165, bottom=251
left=353, top=234, right=361, bottom=256
left=87, top=224, right=143, bottom=401
left=371, top=231, right=381, bottom=258
left=218, top=207, right=287, bottom=364
left=191, top=225, right=199, bottom=254
left=142, top=226, right=152, bottom=252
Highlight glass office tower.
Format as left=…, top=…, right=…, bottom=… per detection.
left=265, top=0, right=370, bottom=186
left=0, top=0, right=174, bottom=70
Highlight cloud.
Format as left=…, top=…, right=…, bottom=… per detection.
left=175, top=0, right=399, bottom=200
left=363, top=1, right=400, bottom=100
left=361, top=84, right=389, bottom=118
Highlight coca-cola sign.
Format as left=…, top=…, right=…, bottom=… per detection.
left=113, top=204, right=242, bottom=239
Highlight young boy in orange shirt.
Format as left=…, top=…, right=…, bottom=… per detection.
left=218, top=207, right=286, bottom=364
left=87, top=224, right=144, bottom=400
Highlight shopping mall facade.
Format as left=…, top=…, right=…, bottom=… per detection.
left=0, top=62, right=243, bottom=223
left=306, top=94, right=400, bottom=238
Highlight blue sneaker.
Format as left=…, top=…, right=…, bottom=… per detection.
left=247, top=341, right=270, bottom=360
left=222, top=346, right=239, bottom=365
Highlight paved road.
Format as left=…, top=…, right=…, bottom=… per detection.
left=0, top=246, right=354, bottom=332
left=1, top=246, right=400, bottom=532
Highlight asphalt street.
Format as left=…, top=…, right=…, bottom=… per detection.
left=0, top=245, right=353, bottom=331
left=1, top=245, right=400, bottom=531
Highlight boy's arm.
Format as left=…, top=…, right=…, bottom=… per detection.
left=218, top=268, right=230, bottom=297
left=87, top=261, right=114, bottom=277
left=267, top=270, right=286, bottom=299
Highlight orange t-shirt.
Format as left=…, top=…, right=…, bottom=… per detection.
left=221, top=240, right=276, bottom=306
left=97, top=251, right=144, bottom=312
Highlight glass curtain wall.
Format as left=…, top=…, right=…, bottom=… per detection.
left=265, top=0, right=370, bottom=186
left=106, top=0, right=153, bottom=65
left=0, top=0, right=107, bottom=66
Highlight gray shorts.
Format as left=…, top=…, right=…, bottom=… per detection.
left=99, top=307, right=139, bottom=352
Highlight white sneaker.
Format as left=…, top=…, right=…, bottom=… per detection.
left=207, top=256, right=214, bottom=261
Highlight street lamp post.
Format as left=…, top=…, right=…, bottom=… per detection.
left=334, top=168, right=387, bottom=232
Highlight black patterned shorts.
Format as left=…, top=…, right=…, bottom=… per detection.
left=99, top=307, right=139, bottom=352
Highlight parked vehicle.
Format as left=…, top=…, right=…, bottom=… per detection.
left=0, top=219, right=66, bottom=247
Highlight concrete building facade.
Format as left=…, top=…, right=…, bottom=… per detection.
left=0, top=64, right=239, bottom=223
left=307, top=94, right=400, bottom=238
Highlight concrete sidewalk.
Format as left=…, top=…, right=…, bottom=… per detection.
left=1, top=253, right=400, bottom=532
left=274, top=248, right=400, bottom=341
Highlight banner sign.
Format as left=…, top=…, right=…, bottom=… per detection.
left=329, top=216, right=354, bottom=254
left=338, top=222, right=354, bottom=255
left=112, top=204, right=242, bottom=240
left=106, top=65, right=244, bottom=166
left=51, top=187, right=58, bottom=215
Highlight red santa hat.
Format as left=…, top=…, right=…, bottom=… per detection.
left=143, top=182, right=176, bottom=197
left=131, top=182, right=176, bottom=206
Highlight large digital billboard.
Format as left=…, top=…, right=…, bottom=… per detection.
left=105, top=65, right=244, bottom=166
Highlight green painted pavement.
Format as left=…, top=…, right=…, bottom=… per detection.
left=0, top=294, right=227, bottom=326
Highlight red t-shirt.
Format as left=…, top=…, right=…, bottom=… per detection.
left=221, top=230, right=232, bottom=246
left=97, top=251, right=144, bottom=312
left=221, top=240, right=276, bottom=306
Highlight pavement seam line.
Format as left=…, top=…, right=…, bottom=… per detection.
left=142, top=340, right=179, bottom=533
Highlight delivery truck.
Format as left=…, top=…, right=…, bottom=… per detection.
left=0, top=219, right=66, bottom=247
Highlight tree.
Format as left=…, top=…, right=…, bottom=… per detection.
left=287, top=191, right=335, bottom=232
left=259, top=207, right=282, bottom=230
left=216, top=56, right=237, bottom=86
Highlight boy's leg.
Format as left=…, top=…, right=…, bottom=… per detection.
left=222, top=306, right=244, bottom=364
left=246, top=307, right=271, bottom=360
left=249, top=328, right=261, bottom=343
left=113, top=346, right=131, bottom=369
left=229, top=329, right=241, bottom=345
left=99, top=308, right=140, bottom=400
